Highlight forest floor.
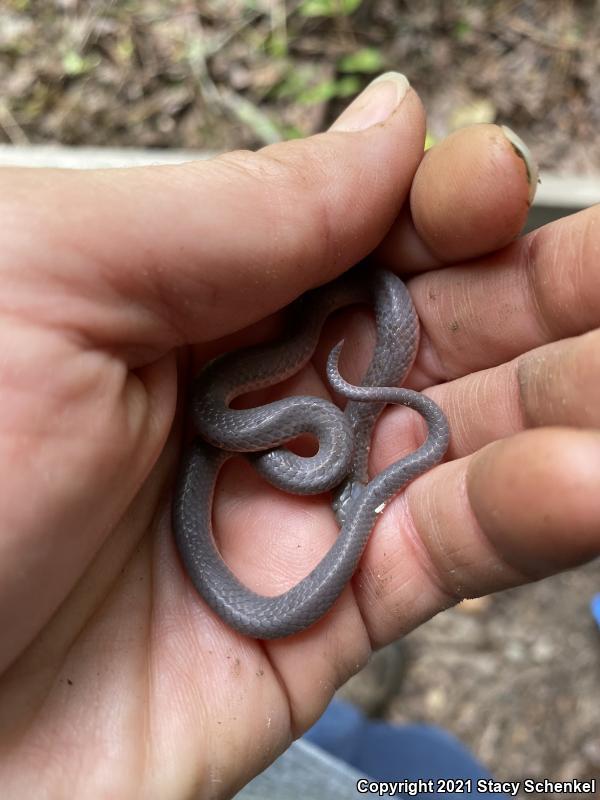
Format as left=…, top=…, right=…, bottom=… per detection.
left=1, top=0, right=599, bottom=173
left=340, top=562, right=600, bottom=798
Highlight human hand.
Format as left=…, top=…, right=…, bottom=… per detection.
left=0, top=73, right=598, bottom=797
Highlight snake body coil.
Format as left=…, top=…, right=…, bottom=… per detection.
left=173, top=267, right=449, bottom=638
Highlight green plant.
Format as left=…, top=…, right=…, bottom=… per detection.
left=299, top=0, right=362, bottom=19
left=338, top=47, right=384, bottom=74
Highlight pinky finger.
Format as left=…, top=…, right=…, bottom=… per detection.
left=355, top=426, right=600, bottom=646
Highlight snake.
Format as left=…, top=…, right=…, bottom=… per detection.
left=172, top=265, right=449, bottom=639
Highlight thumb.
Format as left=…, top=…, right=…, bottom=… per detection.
left=0, top=73, right=424, bottom=364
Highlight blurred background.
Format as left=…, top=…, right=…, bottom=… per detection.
left=0, top=0, right=599, bottom=172
left=1, top=1, right=599, bottom=796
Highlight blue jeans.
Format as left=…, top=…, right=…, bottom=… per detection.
left=236, top=699, right=509, bottom=799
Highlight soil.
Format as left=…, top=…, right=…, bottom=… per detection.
left=1, top=1, right=599, bottom=795
left=1, top=0, right=599, bottom=173
left=401, top=565, right=600, bottom=796
left=340, top=562, right=600, bottom=797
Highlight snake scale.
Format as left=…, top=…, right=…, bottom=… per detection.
left=172, top=266, right=449, bottom=639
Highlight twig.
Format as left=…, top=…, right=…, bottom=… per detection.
left=503, top=15, right=580, bottom=52
left=0, top=102, right=30, bottom=145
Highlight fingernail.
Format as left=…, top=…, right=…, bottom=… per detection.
left=501, top=125, right=539, bottom=205
left=330, top=72, right=410, bottom=133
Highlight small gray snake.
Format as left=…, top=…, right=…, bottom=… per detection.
left=172, top=266, right=449, bottom=639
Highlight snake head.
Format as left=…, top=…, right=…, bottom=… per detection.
left=332, top=478, right=367, bottom=526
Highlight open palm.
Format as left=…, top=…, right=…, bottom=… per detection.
left=1, top=81, right=599, bottom=799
